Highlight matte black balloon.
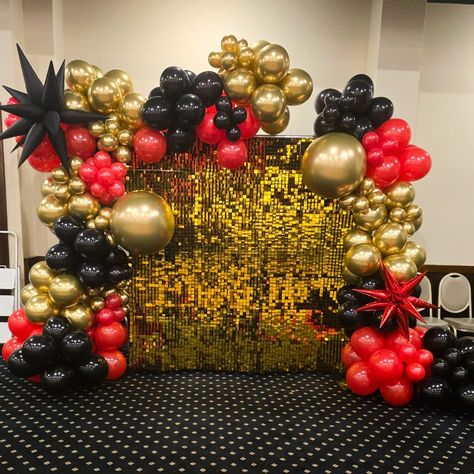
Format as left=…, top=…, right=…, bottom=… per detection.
left=76, top=354, right=108, bottom=383
left=191, top=71, right=223, bottom=107
left=336, top=285, right=360, bottom=305
left=347, top=74, right=374, bottom=89
left=457, top=384, right=474, bottom=410
left=160, top=66, right=191, bottom=102
left=408, top=316, right=417, bottom=329
left=322, top=104, right=339, bottom=123
left=444, top=348, right=462, bottom=367
left=338, top=303, right=368, bottom=331
left=314, top=115, right=337, bottom=136
left=368, top=97, right=394, bottom=128
left=339, top=94, right=357, bottom=112
left=185, top=70, right=196, bottom=84
left=417, top=377, right=452, bottom=407
left=45, top=243, right=77, bottom=272
left=43, top=316, right=73, bottom=341
left=41, top=363, right=73, bottom=394
left=78, top=261, right=106, bottom=288
left=232, top=107, right=247, bottom=125
left=451, top=366, right=469, bottom=386
left=216, top=96, right=232, bottom=114
left=338, top=113, right=356, bottom=132
left=22, top=335, right=57, bottom=369
left=74, top=229, right=108, bottom=261
left=226, top=126, right=241, bottom=142
left=370, top=310, right=399, bottom=334
left=53, top=215, right=82, bottom=244
left=343, top=80, right=373, bottom=114
left=315, top=88, right=340, bottom=114
left=423, top=328, right=456, bottom=357
left=105, top=247, right=128, bottom=267
left=432, top=358, right=450, bottom=377
left=412, top=284, right=422, bottom=299
left=148, top=86, right=163, bottom=99
left=60, top=331, right=92, bottom=365
left=141, top=96, right=175, bottom=131
left=8, top=349, right=42, bottom=378
left=176, top=94, right=205, bottom=126
left=214, top=111, right=231, bottom=130
left=166, top=127, right=196, bottom=153
left=352, top=116, right=373, bottom=141
left=457, top=337, right=474, bottom=361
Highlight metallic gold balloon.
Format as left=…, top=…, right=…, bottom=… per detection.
left=100, top=207, right=113, bottom=220
left=105, top=117, right=120, bottom=135
left=117, top=129, right=134, bottom=146
left=279, top=68, right=313, bottom=105
left=354, top=205, right=387, bottom=231
left=94, top=215, right=110, bottom=231
left=217, top=68, right=227, bottom=80
left=343, top=229, right=372, bottom=252
left=406, top=204, right=422, bottom=221
left=90, top=296, right=105, bottom=312
left=69, top=157, right=83, bottom=175
left=255, top=44, right=290, bottom=83
left=120, top=293, right=129, bottom=305
left=54, top=184, right=72, bottom=203
left=113, top=145, right=132, bottom=164
left=65, top=60, right=96, bottom=93
left=403, top=221, right=416, bottom=237
left=62, top=303, right=94, bottom=330
left=261, top=107, right=289, bottom=135
left=383, top=254, right=418, bottom=282
left=37, top=195, right=68, bottom=227
left=119, top=92, right=146, bottom=129
left=29, top=261, right=57, bottom=293
left=224, top=68, right=257, bottom=103
left=25, top=294, right=58, bottom=324
left=252, top=40, right=270, bottom=56
left=368, top=189, right=386, bottom=207
left=412, top=215, right=423, bottom=231
left=358, top=178, right=375, bottom=196
left=89, top=120, right=106, bottom=138
left=41, top=177, right=55, bottom=196
left=21, top=284, right=41, bottom=305
left=238, top=47, right=255, bottom=68
left=301, top=133, right=367, bottom=199
left=68, top=193, right=100, bottom=221
left=345, top=243, right=382, bottom=277
left=110, top=190, right=175, bottom=254
left=87, top=77, right=122, bottom=113
left=401, top=241, right=426, bottom=268
left=105, top=231, right=117, bottom=247
left=338, top=194, right=356, bottom=211
left=221, top=34, right=238, bottom=52
left=91, top=65, right=103, bottom=78
left=48, top=274, right=83, bottom=308
left=343, top=266, right=360, bottom=284
left=52, top=167, right=68, bottom=184
left=237, top=38, right=248, bottom=51
left=64, top=90, right=91, bottom=111
left=372, top=222, right=408, bottom=256
left=98, top=133, right=119, bottom=152
left=208, top=51, right=223, bottom=68
left=385, top=182, right=415, bottom=209
left=69, top=177, right=86, bottom=195
left=251, top=84, right=286, bottom=123
left=86, top=219, right=96, bottom=229
left=352, top=196, right=370, bottom=213
left=104, top=69, right=133, bottom=96
left=390, top=207, right=406, bottom=223
left=87, top=288, right=101, bottom=297
left=221, top=52, right=237, bottom=71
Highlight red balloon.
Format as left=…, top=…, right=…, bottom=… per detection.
left=405, top=362, right=426, bottom=382
left=367, top=148, right=384, bottom=167
left=216, top=140, right=248, bottom=169
left=196, top=108, right=226, bottom=144
left=366, top=155, right=400, bottom=189
left=341, top=342, right=362, bottom=369
left=94, top=321, right=127, bottom=351
left=362, top=131, right=379, bottom=150
left=90, top=181, right=106, bottom=198
left=110, top=162, right=127, bottom=179
left=33, top=136, right=57, bottom=161
left=94, top=151, right=112, bottom=168
left=380, top=138, right=398, bottom=156
left=28, top=153, right=61, bottom=172
left=350, top=327, right=385, bottom=360
left=108, top=180, right=126, bottom=198
left=346, top=361, right=379, bottom=396
left=79, top=163, right=97, bottom=183
left=417, top=349, right=434, bottom=367
left=96, top=308, right=115, bottom=326
left=2, top=336, right=23, bottom=361
left=134, top=127, right=167, bottom=163
left=106, top=293, right=122, bottom=310
left=4, top=113, right=19, bottom=128
left=397, top=343, right=418, bottom=364
left=113, top=308, right=126, bottom=321
left=414, top=326, right=428, bottom=337
left=28, top=375, right=42, bottom=384
left=239, top=104, right=260, bottom=140
left=368, top=349, right=404, bottom=384
left=380, top=377, right=414, bottom=406
left=8, top=308, right=41, bottom=340
left=99, top=350, right=127, bottom=380
left=398, top=146, right=432, bottom=181
left=65, top=126, right=96, bottom=158
left=376, top=118, right=411, bottom=153
left=386, top=328, right=422, bottom=352
left=97, top=167, right=115, bottom=186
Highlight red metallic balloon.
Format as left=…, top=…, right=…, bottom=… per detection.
left=134, top=127, right=167, bottom=163
left=346, top=361, right=379, bottom=396
left=341, top=342, right=362, bottom=369
left=350, top=327, right=385, bottom=360
left=380, top=377, right=414, bottom=406
left=105, top=293, right=122, bottom=310
left=398, top=145, right=432, bottom=181
left=368, top=349, right=404, bottom=384
left=417, top=349, right=434, bottom=367
left=65, top=126, right=96, bottom=158
left=405, top=362, right=426, bottom=382
left=196, top=108, right=226, bottom=144
left=216, top=139, right=248, bottom=169
left=376, top=118, right=411, bottom=153
left=386, top=328, right=422, bottom=353
left=397, top=343, right=418, bottom=364
left=99, top=350, right=127, bottom=380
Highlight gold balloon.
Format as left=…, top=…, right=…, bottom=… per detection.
left=86, top=219, right=96, bottom=229
left=390, top=207, right=406, bottom=223
left=343, top=266, right=360, bottom=284
left=221, top=34, right=238, bottom=52
left=383, top=254, right=418, bottom=282
left=120, top=293, right=129, bottom=305
left=100, top=207, right=113, bottom=220
left=105, top=117, right=120, bottom=135
left=345, top=243, right=382, bottom=277
left=69, top=177, right=86, bottom=195
left=301, top=133, right=367, bottom=199
left=52, top=167, right=68, bottom=183
left=20, top=284, right=40, bottom=305
left=217, top=68, right=227, bottom=80
left=354, top=205, right=387, bottom=232
left=343, top=229, right=372, bottom=252
left=339, top=194, right=356, bottom=211
left=261, top=107, right=289, bottom=135
left=119, top=92, right=146, bottom=129
left=385, top=182, right=415, bottom=208
left=88, top=77, right=122, bottom=113
left=401, top=241, right=426, bottom=268
left=412, top=215, right=423, bottom=231
left=41, top=177, right=55, bottom=196
left=69, top=157, right=83, bottom=175
left=110, top=190, right=175, bottom=254
left=224, top=68, right=257, bottom=103
left=91, top=65, right=103, bottom=78
left=68, top=193, right=100, bottom=221
left=251, top=84, right=286, bottom=123
left=403, top=221, right=416, bottom=237
left=113, top=145, right=132, bottom=164
left=208, top=51, right=223, bottom=68
left=48, top=274, right=83, bottom=308
left=221, top=52, right=237, bottom=71
left=368, top=190, right=386, bottom=207
left=104, top=69, right=133, bottom=96
left=94, top=214, right=110, bottom=231
left=37, top=195, right=68, bottom=227
left=54, top=184, right=72, bottom=203
left=64, top=90, right=91, bottom=111
left=352, top=197, right=370, bottom=213
left=90, top=296, right=105, bottom=312
left=255, top=44, right=290, bottom=84
left=237, top=38, right=248, bottom=51
left=372, top=222, right=408, bottom=256
left=65, top=60, right=96, bottom=93
left=29, top=261, right=57, bottom=293
left=252, top=40, right=270, bottom=56
left=62, top=303, right=94, bottom=330
left=239, top=47, right=255, bottom=68
left=98, top=133, right=119, bottom=152
left=89, top=120, right=106, bottom=137
left=358, top=178, right=375, bottom=196
left=105, top=231, right=117, bottom=247
left=406, top=204, right=422, bottom=221
left=25, top=294, right=58, bottom=324
left=117, top=129, right=134, bottom=146
left=279, top=68, right=313, bottom=105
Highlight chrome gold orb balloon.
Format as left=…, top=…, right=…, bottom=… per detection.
left=279, top=68, right=313, bottom=105
left=251, top=84, right=286, bottom=123
left=62, top=303, right=94, bottom=330
left=87, top=77, right=122, bottom=113
left=64, top=90, right=91, bottom=111
left=343, top=229, right=372, bottom=252
left=25, top=294, right=58, bottom=324
left=48, top=274, right=84, bottom=308
left=41, top=177, right=55, bottom=197
left=254, top=44, right=290, bottom=83
left=223, top=68, right=257, bottom=103
left=344, top=243, right=382, bottom=277
left=372, top=222, right=408, bottom=256
left=354, top=205, right=387, bottom=232
left=400, top=241, right=427, bottom=268
left=104, top=69, right=133, bottom=96
left=221, top=34, right=238, bottom=53
left=342, top=266, right=360, bottom=284
left=29, top=261, right=57, bottom=293
left=20, top=284, right=41, bottom=305
left=68, top=193, right=101, bottom=221
left=88, top=120, right=106, bottom=138
left=260, top=107, right=290, bottom=135
left=208, top=51, right=223, bottom=68
left=383, top=254, right=418, bottom=282
left=119, top=92, right=146, bottom=130
left=385, top=182, right=415, bottom=208
left=65, top=60, right=97, bottom=93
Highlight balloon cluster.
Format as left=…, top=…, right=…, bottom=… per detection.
left=209, top=35, right=313, bottom=134
left=314, top=74, right=393, bottom=140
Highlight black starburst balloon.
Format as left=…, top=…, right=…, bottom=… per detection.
left=0, top=45, right=104, bottom=171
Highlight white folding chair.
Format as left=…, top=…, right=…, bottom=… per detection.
left=439, top=273, right=473, bottom=337
left=416, top=275, right=449, bottom=329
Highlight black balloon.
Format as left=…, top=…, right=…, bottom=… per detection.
left=464, top=354, right=474, bottom=376
left=148, top=86, right=163, bottom=99
left=322, top=104, right=339, bottom=123
left=8, top=349, right=42, bottom=378
left=22, top=335, right=57, bottom=369
left=216, top=96, right=232, bottom=114
left=450, top=366, right=469, bottom=386
left=141, top=96, right=175, bottom=131
left=43, top=316, right=73, bottom=341
left=232, top=107, right=247, bottom=125
left=457, top=337, right=474, bottom=361
left=160, top=66, right=191, bottom=102
left=370, top=310, right=399, bottom=334
left=412, top=284, right=422, bottom=299
left=74, top=229, right=108, bottom=261
left=226, top=126, right=241, bottom=142
left=166, top=127, right=196, bottom=153
left=423, top=328, right=456, bottom=357
left=338, top=112, right=356, bottom=132
left=191, top=71, right=223, bottom=107
left=417, top=377, right=452, bottom=407
left=339, top=94, right=357, bottom=112
left=185, top=70, right=196, bottom=84
left=53, top=215, right=82, bottom=244
left=315, top=88, right=340, bottom=114
left=444, top=348, right=462, bottom=367
left=176, top=94, right=205, bottom=126
left=78, top=261, right=106, bottom=288
left=214, top=111, right=231, bottom=130
left=338, top=303, right=368, bottom=331
left=107, top=265, right=131, bottom=286
left=314, top=115, right=337, bottom=136
left=347, top=74, right=374, bottom=88
left=368, top=97, right=394, bottom=128
left=76, top=354, right=108, bottom=383
left=342, top=80, right=373, bottom=114
left=457, top=385, right=474, bottom=410
left=336, top=285, right=360, bottom=305
left=353, top=117, right=374, bottom=141
left=360, top=276, right=384, bottom=291
left=105, top=247, right=128, bottom=267
left=60, top=331, right=92, bottom=365
left=432, top=358, right=450, bottom=377
left=45, top=243, right=77, bottom=272
left=41, top=363, right=73, bottom=394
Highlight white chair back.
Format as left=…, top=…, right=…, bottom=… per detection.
left=438, top=273, right=472, bottom=318
left=418, top=275, right=433, bottom=318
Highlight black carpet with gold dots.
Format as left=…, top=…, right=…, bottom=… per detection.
left=0, top=361, right=473, bottom=473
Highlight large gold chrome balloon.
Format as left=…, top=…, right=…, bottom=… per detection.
left=37, top=195, right=68, bottom=227
left=48, top=274, right=83, bottom=308
left=251, top=40, right=270, bottom=56
left=20, top=284, right=40, bottom=305
left=261, top=107, right=289, bottom=135
left=65, top=60, right=96, bottom=93
left=383, top=254, right=417, bottom=282
left=224, top=68, right=257, bottom=103
left=344, top=243, right=381, bottom=277
left=110, top=191, right=175, bottom=255
left=119, top=93, right=145, bottom=129
left=343, top=229, right=372, bottom=252
left=385, top=182, right=415, bottom=208
left=372, top=222, right=408, bottom=256
left=251, top=84, right=286, bottom=123
left=301, top=133, right=367, bottom=199
left=87, top=77, right=122, bottom=114
left=68, top=193, right=101, bottom=221
left=25, top=294, right=57, bottom=324
left=255, top=44, right=290, bottom=83
left=354, top=205, right=387, bottom=231
left=91, top=64, right=103, bottom=78
left=64, top=90, right=91, bottom=111
left=62, top=303, right=94, bottom=330
left=401, top=241, right=426, bottom=268
left=29, top=261, right=57, bottom=293
left=342, top=266, right=360, bottom=284
left=104, top=69, right=133, bottom=96
left=279, top=68, right=313, bottom=105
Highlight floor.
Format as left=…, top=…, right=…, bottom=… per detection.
left=0, top=361, right=472, bottom=473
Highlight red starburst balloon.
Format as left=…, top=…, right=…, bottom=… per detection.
left=354, top=263, right=436, bottom=337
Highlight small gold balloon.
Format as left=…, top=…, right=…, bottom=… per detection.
left=98, top=133, right=119, bottom=152
left=383, top=254, right=418, bottom=282
left=255, top=44, right=290, bottom=83
left=88, top=120, right=106, bottom=137
left=91, top=64, right=103, bottom=78
left=68, top=193, right=100, bottom=221
left=279, top=68, right=313, bottom=105
left=48, top=274, right=83, bottom=308
left=110, top=190, right=175, bottom=254
left=406, top=204, right=422, bottom=221
left=401, top=241, right=426, bottom=268
left=100, top=207, right=113, bottom=220
left=390, top=207, right=406, bottom=223
left=358, top=178, right=375, bottom=197
left=69, top=157, right=83, bottom=174
left=385, top=182, right=415, bottom=208
left=354, top=205, right=387, bottom=231
left=403, top=221, right=416, bottom=237
left=208, top=51, right=223, bottom=68
left=343, top=229, right=372, bottom=252
left=53, top=184, right=72, bottom=203
left=117, top=129, right=134, bottom=146
left=90, top=296, right=106, bottom=312
left=64, top=90, right=91, bottom=111
left=41, top=177, right=55, bottom=196
left=52, top=167, right=68, bottom=184
left=221, top=34, right=238, bottom=53
left=238, top=47, right=255, bottom=68
left=412, top=215, right=423, bottom=231
left=25, top=294, right=58, bottom=324
left=352, top=196, right=370, bottom=213
left=223, top=68, right=257, bottom=103
left=345, top=243, right=382, bottom=277
left=94, top=214, right=110, bottom=231
left=119, top=92, right=146, bottom=129
left=301, top=133, right=367, bottom=199
left=102, top=289, right=116, bottom=298
left=237, top=38, right=248, bottom=51
left=88, top=77, right=122, bottom=113
left=37, top=195, right=68, bottom=227
left=113, top=145, right=132, bottom=164
left=29, top=261, right=57, bottom=293
left=20, top=284, right=41, bottom=305
left=105, top=231, right=117, bottom=247
left=260, top=107, right=289, bottom=135
left=69, top=177, right=86, bottom=195
left=86, top=219, right=96, bottom=229
left=252, top=40, right=270, bottom=56
left=104, top=69, right=133, bottom=96
left=372, top=222, right=408, bottom=256
left=342, top=266, right=360, bottom=284
left=105, top=117, right=120, bottom=135
left=217, top=68, right=227, bottom=80
left=368, top=190, right=387, bottom=207
left=251, top=84, right=286, bottom=123
left=65, top=60, right=96, bottom=93
left=221, top=52, right=237, bottom=71
left=338, top=194, right=356, bottom=211
left=120, top=293, right=129, bottom=305
left=87, top=288, right=101, bottom=297
left=62, top=303, right=94, bottom=330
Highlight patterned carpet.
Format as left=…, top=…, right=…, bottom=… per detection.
left=0, top=362, right=472, bottom=473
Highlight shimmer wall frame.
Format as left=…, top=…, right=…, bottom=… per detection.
left=127, top=137, right=352, bottom=373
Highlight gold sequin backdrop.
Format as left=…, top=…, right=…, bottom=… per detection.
left=128, top=137, right=352, bottom=373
